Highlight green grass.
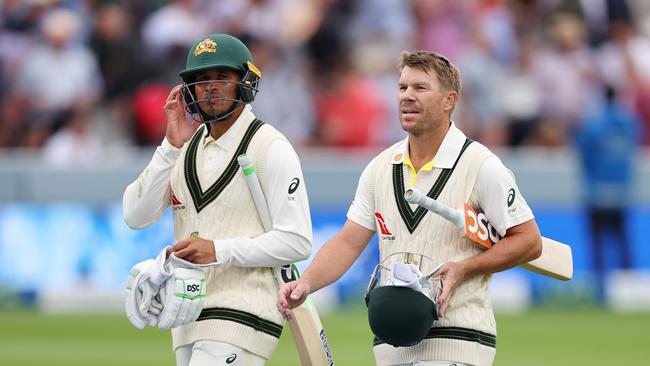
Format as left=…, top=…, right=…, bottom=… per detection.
left=1, top=309, right=648, bottom=365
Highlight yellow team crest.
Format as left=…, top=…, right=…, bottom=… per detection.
left=193, top=38, right=217, bottom=56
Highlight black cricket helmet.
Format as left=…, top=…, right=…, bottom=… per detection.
left=180, top=34, right=261, bottom=123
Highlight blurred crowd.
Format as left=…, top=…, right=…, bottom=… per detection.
left=1, top=0, right=650, bottom=165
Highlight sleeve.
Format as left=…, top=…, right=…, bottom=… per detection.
left=123, top=138, right=180, bottom=229
left=469, top=156, right=535, bottom=237
left=215, top=139, right=313, bottom=267
left=345, top=159, right=377, bottom=232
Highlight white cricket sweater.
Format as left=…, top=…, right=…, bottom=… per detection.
left=369, top=138, right=498, bottom=366
left=168, top=119, right=287, bottom=359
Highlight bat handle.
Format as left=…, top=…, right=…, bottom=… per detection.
left=404, top=188, right=465, bottom=230
left=238, top=154, right=297, bottom=288
left=238, top=154, right=273, bottom=232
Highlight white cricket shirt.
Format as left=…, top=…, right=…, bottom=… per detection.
left=123, top=107, right=312, bottom=267
left=347, top=122, right=534, bottom=236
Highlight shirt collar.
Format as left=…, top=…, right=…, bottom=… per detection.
left=390, top=138, right=410, bottom=165
left=390, top=121, right=467, bottom=169
left=202, top=104, right=255, bottom=152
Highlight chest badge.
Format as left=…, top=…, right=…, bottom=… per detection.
left=171, top=192, right=186, bottom=211
left=374, top=212, right=395, bottom=240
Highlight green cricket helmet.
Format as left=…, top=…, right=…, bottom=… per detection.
left=364, top=254, right=443, bottom=347
left=180, top=34, right=261, bottom=123
left=365, top=285, right=438, bottom=347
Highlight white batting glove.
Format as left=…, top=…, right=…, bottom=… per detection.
left=157, top=266, right=206, bottom=329
left=126, top=247, right=207, bottom=330
left=124, top=259, right=156, bottom=329
left=124, top=246, right=175, bottom=329
left=150, top=246, right=174, bottom=287
left=137, top=278, right=162, bottom=327
left=138, top=246, right=176, bottom=327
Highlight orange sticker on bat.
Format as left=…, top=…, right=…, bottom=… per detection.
left=464, top=204, right=501, bottom=250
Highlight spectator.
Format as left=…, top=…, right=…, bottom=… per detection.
left=409, top=0, right=469, bottom=62
left=131, top=83, right=173, bottom=145
left=89, top=2, right=144, bottom=101
left=634, top=84, right=650, bottom=144
left=0, top=95, right=30, bottom=148
left=42, top=109, right=101, bottom=167
left=500, top=42, right=543, bottom=146
left=457, top=22, right=507, bottom=146
left=574, top=85, right=642, bottom=303
left=0, top=0, right=650, bottom=150
left=597, top=18, right=650, bottom=146
left=597, top=19, right=650, bottom=106
left=531, top=12, right=599, bottom=143
left=308, top=27, right=385, bottom=147
left=11, top=8, right=102, bottom=148
left=141, top=0, right=210, bottom=70
left=245, top=35, right=315, bottom=145
left=348, top=0, right=414, bottom=145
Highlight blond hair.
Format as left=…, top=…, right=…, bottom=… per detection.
left=399, top=51, right=461, bottom=94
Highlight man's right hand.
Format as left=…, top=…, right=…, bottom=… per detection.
left=165, top=84, right=200, bottom=148
left=276, top=280, right=310, bottom=320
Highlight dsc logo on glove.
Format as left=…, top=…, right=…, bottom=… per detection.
left=187, top=284, right=200, bottom=293
left=181, top=279, right=204, bottom=299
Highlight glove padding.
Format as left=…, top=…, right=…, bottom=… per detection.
left=125, top=259, right=161, bottom=329
left=149, top=246, right=174, bottom=287
left=125, top=247, right=207, bottom=329
left=157, top=266, right=206, bottom=329
left=124, top=247, right=181, bottom=329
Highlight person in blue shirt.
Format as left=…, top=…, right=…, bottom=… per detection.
left=575, top=84, right=642, bottom=303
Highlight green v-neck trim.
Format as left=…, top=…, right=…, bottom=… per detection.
left=184, top=119, right=265, bottom=213
left=393, top=138, right=473, bottom=234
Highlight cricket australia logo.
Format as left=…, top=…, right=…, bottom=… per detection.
left=193, top=38, right=217, bottom=56
left=374, top=213, right=395, bottom=240
left=171, top=192, right=185, bottom=211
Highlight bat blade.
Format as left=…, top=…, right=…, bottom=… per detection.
left=238, top=154, right=335, bottom=365
left=521, top=237, right=573, bottom=280
left=463, top=203, right=499, bottom=250
left=289, top=298, right=334, bottom=366
left=405, top=188, right=573, bottom=281
left=462, top=204, right=573, bottom=280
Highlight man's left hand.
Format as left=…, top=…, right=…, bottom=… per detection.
left=172, top=237, right=216, bottom=264
left=436, top=261, right=471, bottom=319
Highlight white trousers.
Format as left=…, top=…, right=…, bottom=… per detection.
left=175, top=340, right=266, bottom=366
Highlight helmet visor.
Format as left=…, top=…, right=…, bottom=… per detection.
left=181, top=79, right=259, bottom=121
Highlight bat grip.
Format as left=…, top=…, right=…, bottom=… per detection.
left=237, top=154, right=273, bottom=231
left=238, top=154, right=297, bottom=288
left=404, top=188, right=465, bottom=229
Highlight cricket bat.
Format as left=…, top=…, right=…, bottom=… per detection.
left=404, top=188, right=573, bottom=281
left=238, top=154, right=334, bottom=366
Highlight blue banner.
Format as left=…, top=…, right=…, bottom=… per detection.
left=0, top=204, right=647, bottom=304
